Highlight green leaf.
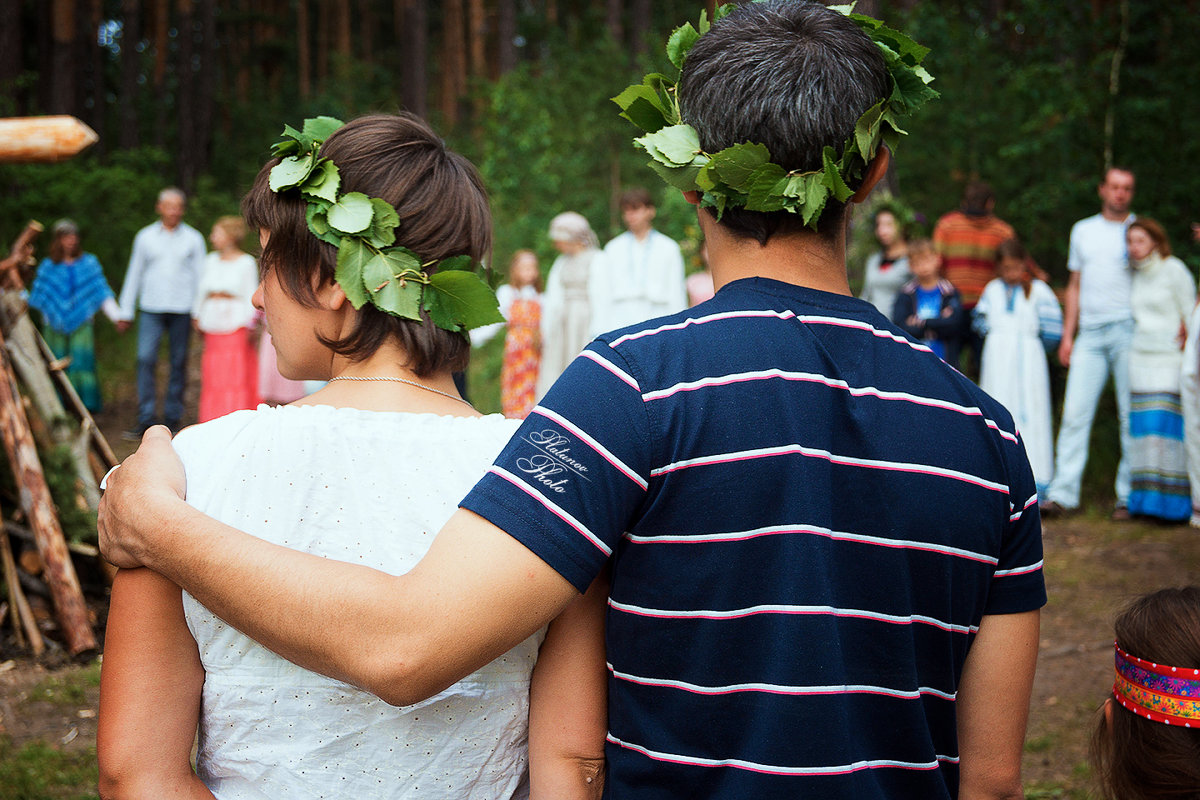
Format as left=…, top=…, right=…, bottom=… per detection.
left=712, top=3, right=737, bottom=23
left=305, top=203, right=342, bottom=248
left=335, top=238, right=372, bottom=309
left=666, top=23, right=700, bottom=70
left=425, top=271, right=504, bottom=331
left=639, top=124, right=701, bottom=166
left=821, top=146, right=854, bottom=203
left=366, top=197, right=400, bottom=248
left=300, top=159, right=341, bottom=203
left=269, top=153, right=315, bottom=192
left=437, top=254, right=476, bottom=272
left=612, top=84, right=672, bottom=133
left=365, top=250, right=423, bottom=321
left=646, top=159, right=703, bottom=193
left=709, top=142, right=770, bottom=191
left=327, top=192, right=374, bottom=234
left=744, top=162, right=788, bottom=212
left=270, top=124, right=305, bottom=157
left=853, top=99, right=886, bottom=160
left=801, top=177, right=829, bottom=227
left=302, top=116, right=344, bottom=144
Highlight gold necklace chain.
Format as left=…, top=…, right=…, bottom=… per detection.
left=326, top=375, right=470, bottom=405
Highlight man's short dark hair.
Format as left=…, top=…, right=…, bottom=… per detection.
left=961, top=181, right=994, bottom=216
left=677, top=0, right=890, bottom=243
left=619, top=187, right=654, bottom=210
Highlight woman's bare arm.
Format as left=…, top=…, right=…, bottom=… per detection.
left=529, top=567, right=610, bottom=799
left=97, top=568, right=214, bottom=800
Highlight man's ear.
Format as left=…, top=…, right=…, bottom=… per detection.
left=850, top=147, right=891, bottom=204
left=682, top=190, right=702, bottom=206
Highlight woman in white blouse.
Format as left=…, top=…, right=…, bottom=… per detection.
left=193, top=215, right=260, bottom=421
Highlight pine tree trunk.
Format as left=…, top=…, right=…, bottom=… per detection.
left=0, top=3, right=23, bottom=115
left=297, top=0, right=310, bottom=98
left=118, top=0, right=140, bottom=149
left=177, top=0, right=197, bottom=192
left=49, top=0, right=76, bottom=114
left=87, top=0, right=106, bottom=152
left=631, top=0, right=650, bottom=55
left=396, top=0, right=428, bottom=117
left=440, top=0, right=466, bottom=126
left=150, top=0, right=169, bottom=151
left=606, top=0, right=622, bottom=44
left=497, top=0, right=516, bottom=74
left=194, top=0, right=216, bottom=176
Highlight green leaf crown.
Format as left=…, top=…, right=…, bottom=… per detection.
left=267, top=117, right=503, bottom=333
left=612, top=2, right=938, bottom=229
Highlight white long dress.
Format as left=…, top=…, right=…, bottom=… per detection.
left=538, top=248, right=605, bottom=397
left=171, top=406, right=539, bottom=800
left=1181, top=301, right=1200, bottom=524
left=975, top=278, right=1062, bottom=490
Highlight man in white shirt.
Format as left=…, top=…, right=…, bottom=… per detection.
left=1042, top=167, right=1136, bottom=518
left=116, top=187, right=207, bottom=437
left=593, top=188, right=687, bottom=335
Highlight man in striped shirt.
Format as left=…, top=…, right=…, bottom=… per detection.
left=99, top=3, right=1044, bottom=798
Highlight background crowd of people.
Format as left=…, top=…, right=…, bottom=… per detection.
left=20, top=165, right=1200, bottom=530
left=860, top=169, right=1198, bottom=526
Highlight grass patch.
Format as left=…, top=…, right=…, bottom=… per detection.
left=26, top=661, right=102, bottom=708
left=1023, top=733, right=1057, bottom=753
left=1024, top=782, right=1090, bottom=800
left=0, top=737, right=98, bottom=800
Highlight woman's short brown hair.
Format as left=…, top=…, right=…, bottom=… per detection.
left=1090, top=586, right=1200, bottom=800
left=1128, top=217, right=1172, bottom=259
left=242, top=113, right=491, bottom=377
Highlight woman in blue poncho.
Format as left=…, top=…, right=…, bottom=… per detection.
left=29, top=219, right=121, bottom=411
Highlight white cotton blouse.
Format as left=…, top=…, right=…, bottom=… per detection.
left=170, top=405, right=539, bottom=800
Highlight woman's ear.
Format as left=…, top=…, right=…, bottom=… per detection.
left=314, top=279, right=348, bottom=311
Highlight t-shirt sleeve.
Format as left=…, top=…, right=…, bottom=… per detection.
left=1066, top=222, right=1084, bottom=274
left=985, top=431, right=1047, bottom=614
left=460, top=340, right=650, bottom=592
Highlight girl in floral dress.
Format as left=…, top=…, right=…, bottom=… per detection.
left=500, top=250, right=543, bottom=418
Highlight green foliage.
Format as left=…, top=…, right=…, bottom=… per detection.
left=0, top=737, right=98, bottom=800
left=614, top=5, right=937, bottom=229
left=40, top=445, right=98, bottom=545
left=27, top=661, right=102, bottom=707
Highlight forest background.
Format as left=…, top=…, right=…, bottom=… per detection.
left=1, top=0, right=1197, bottom=507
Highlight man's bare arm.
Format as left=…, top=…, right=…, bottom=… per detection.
left=956, top=609, right=1040, bottom=800
left=98, top=427, right=580, bottom=707
left=1057, top=271, right=1080, bottom=367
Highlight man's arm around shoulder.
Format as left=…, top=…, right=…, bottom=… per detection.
left=99, top=428, right=581, bottom=707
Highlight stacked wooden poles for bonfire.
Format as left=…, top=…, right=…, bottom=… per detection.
left=0, top=115, right=111, bottom=657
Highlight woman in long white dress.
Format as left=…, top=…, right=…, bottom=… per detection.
left=974, top=239, right=1062, bottom=492
left=537, top=212, right=605, bottom=398
left=1125, top=218, right=1196, bottom=522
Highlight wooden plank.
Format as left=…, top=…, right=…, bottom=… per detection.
left=0, top=116, right=98, bottom=163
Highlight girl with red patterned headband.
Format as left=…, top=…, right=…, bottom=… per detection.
left=1091, top=586, right=1200, bottom=798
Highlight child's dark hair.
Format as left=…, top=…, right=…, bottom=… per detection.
left=1090, top=586, right=1200, bottom=800
left=242, top=113, right=491, bottom=377
left=995, top=238, right=1028, bottom=264
left=618, top=187, right=654, bottom=210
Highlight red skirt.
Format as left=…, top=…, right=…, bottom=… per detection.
left=199, top=328, right=261, bottom=422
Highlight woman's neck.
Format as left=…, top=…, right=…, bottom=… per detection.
left=218, top=247, right=245, bottom=261
left=296, top=345, right=480, bottom=418
left=883, top=241, right=907, bottom=260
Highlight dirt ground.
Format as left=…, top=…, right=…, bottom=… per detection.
left=2, top=348, right=1198, bottom=793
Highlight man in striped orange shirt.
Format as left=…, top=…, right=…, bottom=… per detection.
left=932, top=181, right=1017, bottom=375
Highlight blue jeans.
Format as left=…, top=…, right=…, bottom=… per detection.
left=136, top=311, right=191, bottom=428
left=1045, top=319, right=1133, bottom=509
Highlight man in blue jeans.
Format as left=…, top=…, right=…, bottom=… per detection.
left=1041, top=168, right=1136, bottom=519
left=116, top=187, right=207, bottom=438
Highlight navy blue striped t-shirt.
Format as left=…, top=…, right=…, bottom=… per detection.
left=461, top=276, right=1046, bottom=799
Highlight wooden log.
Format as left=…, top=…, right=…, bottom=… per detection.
left=35, top=330, right=117, bottom=470
left=0, top=325, right=95, bottom=654
left=1, top=527, right=44, bottom=655
left=0, top=117, right=99, bottom=163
